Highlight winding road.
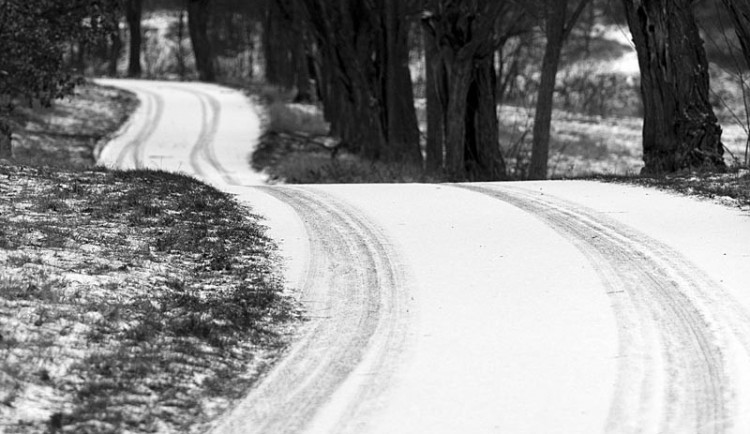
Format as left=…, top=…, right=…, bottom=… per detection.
left=97, top=79, right=750, bottom=434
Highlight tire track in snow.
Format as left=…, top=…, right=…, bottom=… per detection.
left=113, top=87, right=164, bottom=169
left=209, top=186, right=413, bottom=434
left=460, top=184, right=750, bottom=434
left=183, top=87, right=223, bottom=180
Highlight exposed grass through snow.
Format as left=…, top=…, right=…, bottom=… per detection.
left=0, top=83, right=298, bottom=433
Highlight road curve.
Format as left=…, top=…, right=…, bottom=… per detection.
left=460, top=183, right=750, bottom=434
left=97, top=79, right=750, bottom=433
left=210, top=186, right=414, bottom=434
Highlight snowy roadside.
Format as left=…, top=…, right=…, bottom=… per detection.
left=0, top=83, right=298, bottom=433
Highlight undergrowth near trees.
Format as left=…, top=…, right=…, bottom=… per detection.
left=597, top=169, right=750, bottom=208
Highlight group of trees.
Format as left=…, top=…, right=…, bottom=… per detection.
left=261, top=0, right=750, bottom=178
left=0, top=0, right=118, bottom=158
left=122, top=0, right=214, bottom=80
left=3, top=0, right=750, bottom=178
left=0, top=0, right=219, bottom=159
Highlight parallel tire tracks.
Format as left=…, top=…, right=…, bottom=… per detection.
left=460, top=184, right=750, bottom=434
left=186, top=87, right=223, bottom=180
left=209, top=186, right=413, bottom=434
left=113, top=87, right=164, bottom=169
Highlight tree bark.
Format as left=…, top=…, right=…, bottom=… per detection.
left=423, top=0, right=508, bottom=180
left=471, top=53, right=506, bottom=180
left=276, top=0, right=314, bottom=102
left=528, top=1, right=567, bottom=180
left=125, top=0, right=142, bottom=78
left=297, top=0, right=419, bottom=163
left=623, top=0, right=724, bottom=174
left=443, top=59, right=474, bottom=175
left=424, top=28, right=445, bottom=172
left=188, top=0, right=216, bottom=82
left=528, top=0, right=590, bottom=180
left=381, top=0, right=422, bottom=163
left=292, top=34, right=313, bottom=102
left=263, top=0, right=294, bottom=87
left=108, top=25, right=122, bottom=77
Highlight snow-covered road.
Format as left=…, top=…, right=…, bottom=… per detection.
left=97, top=79, right=750, bottom=434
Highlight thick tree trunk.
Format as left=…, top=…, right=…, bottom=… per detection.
left=381, top=0, right=421, bottom=163
left=125, top=0, right=142, bottom=78
left=444, top=60, right=474, bottom=175
left=108, top=26, right=122, bottom=77
left=472, top=54, right=506, bottom=180
left=424, top=30, right=445, bottom=172
left=528, top=1, right=567, bottom=180
left=721, top=0, right=750, bottom=164
left=431, top=46, right=502, bottom=179
left=265, top=0, right=313, bottom=101
left=292, top=35, right=313, bottom=102
left=298, top=0, right=417, bottom=163
left=422, top=0, right=509, bottom=180
left=188, top=0, right=215, bottom=82
left=623, top=0, right=724, bottom=174
left=263, top=0, right=294, bottom=87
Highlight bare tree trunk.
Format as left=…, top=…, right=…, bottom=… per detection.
left=444, top=60, right=474, bottom=175
left=528, top=0, right=590, bottom=180
left=125, top=0, right=142, bottom=78
left=188, top=0, right=215, bottom=82
left=108, top=25, right=122, bottom=77
left=422, top=0, right=510, bottom=180
left=472, top=53, right=506, bottom=180
left=177, top=8, right=186, bottom=80
left=263, top=0, right=293, bottom=87
left=720, top=0, right=750, bottom=164
left=528, top=2, right=567, bottom=180
left=297, top=0, right=418, bottom=163
left=381, top=0, right=421, bottom=163
left=623, top=0, right=724, bottom=174
left=266, top=0, right=315, bottom=102
left=424, top=29, right=445, bottom=172
left=293, top=35, right=313, bottom=102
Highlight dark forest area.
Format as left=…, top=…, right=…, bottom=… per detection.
left=2, top=0, right=750, bottom=179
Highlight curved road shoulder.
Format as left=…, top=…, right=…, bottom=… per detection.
left=209, top=186, right=414, bottom=434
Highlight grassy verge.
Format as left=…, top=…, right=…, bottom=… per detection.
left=1, top=83, right=298, bottom=433
left=596, top=170, right=750, bottom=209
left=10, top=83, right=139, bottom=169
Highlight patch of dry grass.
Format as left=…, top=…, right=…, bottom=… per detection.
left=10, top=83, right=139, bottom=168
left=597, top=169, right=750, bottom=209
left=251, top=132, right=437, bottom=184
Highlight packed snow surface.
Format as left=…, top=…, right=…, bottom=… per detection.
left=99, top=79, right=750, bottom=434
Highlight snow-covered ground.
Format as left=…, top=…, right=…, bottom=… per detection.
left=99, top=79, right=750, bottom=434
